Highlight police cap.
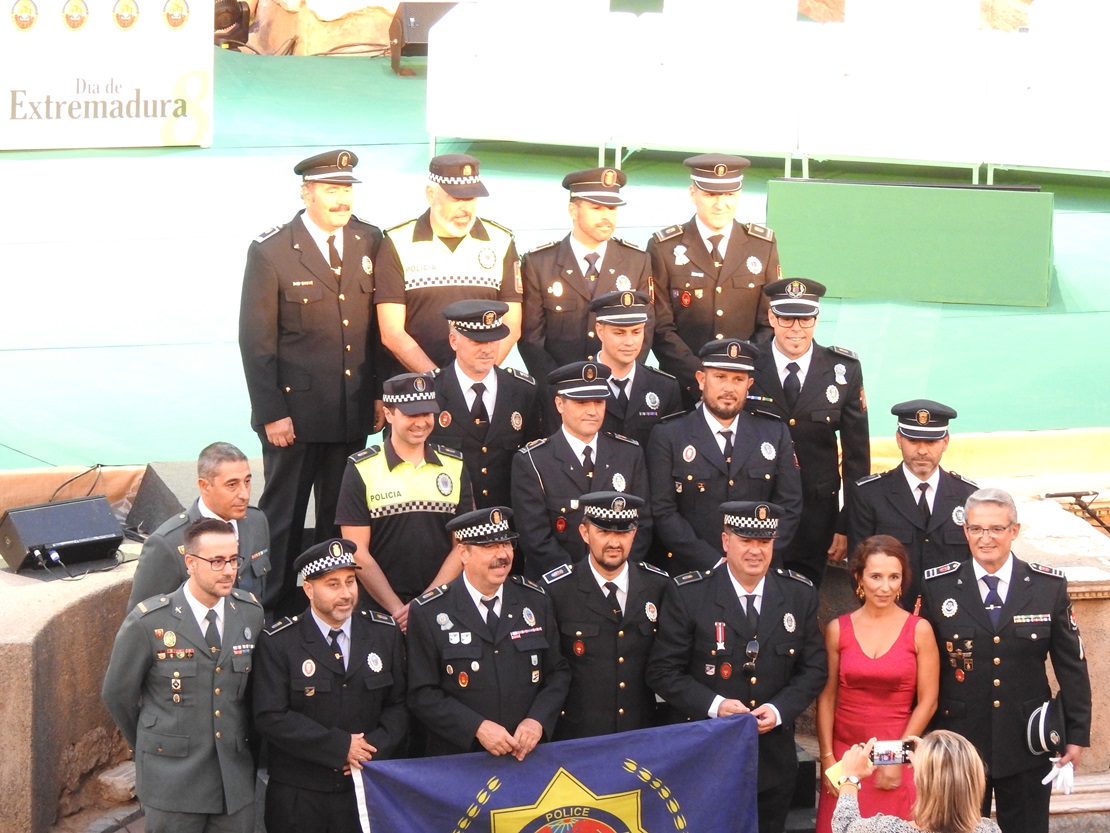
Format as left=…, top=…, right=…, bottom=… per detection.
left=562, top=167, right=627, bottom=206
left=721, top=501, right=782, bottom=539
left=581, top=491, right=643, bottom=532
left=891, top=399, right=957, bottom=441
left=444, top=299, right=510, bottom=342
left=383, top=372, right=440, bottom=416
left=684, top=153, right=749, bottom=194
left=447, top=506, right=519, bottom=544
left=548, top=361, right=612, bottom=400
left=428, top=153, right=488, bottom=198
left=764, top=278, right=826, bottom=318
left=295, top=538, right=361, bottom=582
left=698, top=339, right=759, bottom=373
left=294, top=149, right=360, bottom=184
left=589, top=290, right=649, bottom=326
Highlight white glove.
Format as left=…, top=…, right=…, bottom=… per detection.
left=1041, top=759, right=1074, bottom=794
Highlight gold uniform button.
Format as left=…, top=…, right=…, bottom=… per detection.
left=157, top=746, right=164, bottom=753
left=993, top=658, right=1000, bottom=666
left=481, top=446, right=488, bottom=453
left=481, top=489, right=489, bottom=496
left=215, top=710, right=222, bottom=717
left=215, top=667, right=222, bottom=673
left=588, top=331, right=595, bottom=338
left=619, top=682, right=626, bottom=689
left=789, top=648, right=795, bottom=655
left=344, top=369, right=351, bottom=376
left=618, top=657, right=625, bottom=664
left=617, top=630, right=625, bottom=638
left=750, top=699, right=757, bottom=707
left=728, top=479, right=735, bottom=486
left=993, top=680, right=1000, bottom=687
left=993, top=701, right=1000, bottom=708
left=173, top=671, right=180, bottom=678
left=284, top=386, right=292, bottom=393
left=789, top=418, right=796, bottom=426
left=715, top=287, right=722, bottom=294
left=1030, top=633, right=1038, bottom=640
left=214, top=688, right=221, bottom=696
left=715, top=333, right=724, bottom=339
left=993, top=636, right=1001, bottom=644
left=481, top=468, right=488, bottom=475
left=342, top=319, right=349, bottom=326
left=750, top=678, right=757, bottom=685
left=764, top=474, right=771, bottom=480
left=618, top=708, right=625, bottom=716
left=345, top=345, right=351, bottom=352
left=575, top=631, right=583, bottom=637
left=216, top=732, right=222, bottom=739
left=172, top=695, right=180, bottom=704
left=338, top=293, right=346, bottom=300
left=716, top=309, right=724, bottom=316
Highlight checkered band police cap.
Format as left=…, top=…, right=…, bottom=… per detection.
left=428, top=153, right=489, bottom=198
left=295, top=538, right=362, bottom=582
left=721, top=501, right=782, bottom=539
left=581, top=491, right=643, bottom=531
left=446, top=507, right=519, bottom=544
left=443, top=299, right=510, bottom=343
left=383, top=372, right=440, bottom=415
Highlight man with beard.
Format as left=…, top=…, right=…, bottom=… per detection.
left=430, top=300, right=541, bottom=508
left=240, top=149, right=384, bottom=618
left=128, top=442, right=272, bottom=611
left=849, top=399, right=976, bottom=611
left=519, top=168, right=654, bottom=403
left=648, top=154, right=781, bottom=404
left=542, top=492, right=669, bottom=739
left=253, top=538, right=407, bottom=833
left=511, top=361, right=652, bottom=578
left=406, top=507, right=570, bottom=758
left=376, top=154, right=521, bottom=376
left=647, top=339, right=801, bottom=575
left=335, top=372, right=474, bottom=633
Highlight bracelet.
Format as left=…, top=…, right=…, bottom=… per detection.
left=836, top=775, right=861, bottom=790
left=820, top=752, right=835, bottom=759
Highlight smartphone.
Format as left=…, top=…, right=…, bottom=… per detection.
left=869, top=740, right=913, bottom=765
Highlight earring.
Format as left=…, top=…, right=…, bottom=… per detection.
left=856, top=584, right=865, bottom=600
left=895, top=589, right=903, bottom=601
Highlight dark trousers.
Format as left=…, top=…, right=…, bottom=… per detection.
left=757, top=772, right=796, bottom=833
left=259, top=438, right=364, bottom=617
left=265, top=781, right=360, bottom=833
left=984, top=762, right=1053, bottom=833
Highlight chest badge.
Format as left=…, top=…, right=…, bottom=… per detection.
left=680, top=290, right=692, bottom=307
left=783, top=613, right=796, bottom=633
left=522, top=607, right=536, bottom=627
left=645, top=391, right=660, bottom=410
left=573, top=640, right=585, bottom=656
left=673, top=245, right=689, bottom=266
left=645, top=602, right=658, bottom=622
left=436, top=613, right=453, bottom=631
left=163, top=631, right=177, bottom=648
left=439, top=411, right=451, bottom=428
left=550, top=281, right=563, bottom=297
left=761, top=442, right=776, bottom=461
left=511, top=411, right=523, bottom=431
left=616, top=275, right=631, bottom=291
left=458, top=671, right=469, bottom=688
left=362, top=255, right=373, bottom=275
left=302, top=659, right=316, bottom=677
left=952, top=506, right=966, bottom=525
left=942, top=598, right=958, bottom=618
left=720, top=662, right=733, bottom=680
left=682, top=445, right=697, bottom=462
left=612, top=472, right=626, bottom=492
left=367, top=652, right=382, bottom=672
left=826, top=385, right=839, bottom=404
left=746, top=255, right=763, bottom=274
left=477, top=247, right=497, bottom=270
left=436, top=472, right=453, bottom=496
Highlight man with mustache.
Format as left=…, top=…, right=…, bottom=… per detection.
left=430, top=300, right=541, bottom=508
left=542, top=491, right=669, bottom=740
left=648, top=155, right=781, bottom=406
left=646, top=339, right=802, bottom=575
left=376, top=154, right=522, bottom=377
left=128, top=442, right=272, bottom=611
left=240, top=150, right=385, bottom=618
left=519, top=168, right=654, bottom=412
left=253, top=538, right=407, bottom=833
left=335, top=373, right=473, bottom=633
left=511, top=361, right=652, bottom=579
left=406, top=507, right=570, bottom=758
left=849, top=400, right=977, bottom=611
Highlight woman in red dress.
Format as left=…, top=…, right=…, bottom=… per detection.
left=815, top=535, right=940, bottom=832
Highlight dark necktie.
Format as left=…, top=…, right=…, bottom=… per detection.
left=584, top=252, right=600, bottom=295
left=604, top=581, right=622, bottom=617
left=982, top=575, right=1004, bottom=628
left=204, top=609, right=221, bottom=655
left=783, top=361, right=801, bottom=410
left=327, top=234, right=342, bottom=275
left=328, top=628, right=345, bottom=668
left=744, top=594, right=760, bottom=635
left=612, top=378, right=629, bottom=414
left=481, top=596, right=499, bottom=634
left=582, top=445, right=595, bottom=481
left=719, top=429, right=734, bottom=464
left=917, top=482, right=931, bottom=526
left=708, top=234, right=724, bottom=269
left=471, top=382, right=490, bottom=425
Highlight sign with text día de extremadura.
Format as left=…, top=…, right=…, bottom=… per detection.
left=1, top=0, right=212, bottom=150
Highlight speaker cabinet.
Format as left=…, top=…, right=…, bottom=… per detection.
left=0, top=495, right=124, bottom=571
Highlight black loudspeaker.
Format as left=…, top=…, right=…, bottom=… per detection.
left=0, top=495, right=124, bottom=571
left=125, top=463, right=188, bottom=535
left=390, top=1, right=458, bottom=75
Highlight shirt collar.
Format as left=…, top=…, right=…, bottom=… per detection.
left=561, top=426, right=598, bottom=461
left=413, top=210, right=489, bottom=242
left=973, top=553, right=1014, bottom=587
left=462, top=573, right=503, bottom=612
left=196, top=497, right=239, bottom=539
left=727, top=569, right=766, bottom=600
left=694, top=216, right=732, bottom=247
left=588, top=559, right=629, bottom=595
left=568, top=235, right=608, bottom=270
left=384, top=436, right=441, bottom=470
left=453, top=362, right=497, bottom=398
left=901, top=463, right=941, bottom=495
left=701, top=403, right=739, bottom=437
left=608, top=363, right=636, bottom=390
left=301, top=210, right=342, bottom=252
left=182, top=581, right=226, bottom=633
left=310, top=608, right=352, bottom=642
left=770, top=340, right=813, bottom=376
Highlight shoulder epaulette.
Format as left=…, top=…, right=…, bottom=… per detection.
left=674, top=570, right=708, bottom=586
left=542, top=564, right=574, bottom=585
left=924, top=561, right=962, bottom=580
left=828, top=345, right=859, bottom=360
left=855, top=473, right=882, bottom=486
left=511, top=574, right=546, bottom=594
left=365, top=610, right=398, bottom=626
left=430, top=443, right=463, bottom=460
left=950, top=471, right=978, bottom=487
left=745, top=402, right=782, bottom=420
left=520, top=437, right=548, bottom=452
left=745, top=223, right=775, bottom=242
left=505, top=367, right=536, bottom=386
left=653, top=224, right=684, bottom=243
left=638, top=561, right=670, bottom=578
left=1030, top=562, right=1066, bottom=579
left=253, top=224, right=283, bottom=243
left=135, top=595, right=171, bottom=615
left=605, top=431, right=641, bottom=446
left=659, top=409, right=688, bottom=424
left=264, top=616, right=298, bottom=636
left=349, top=446, right=380, bottom=463
left=645, top=365, right=677, bottom=381
left=481, top=217, right=514, bottom=236
left=612, top=236, right=643, bottom=251
left=527, top=240, right=559, bottom=254
left=415, top=585, right=447, bottom=606
left=778, top=568, right=814, bottom=587
left=230, top=587, right=261, bottom=606
left=384, top=218, right=417, bottom=235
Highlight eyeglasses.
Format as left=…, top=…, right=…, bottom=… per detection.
left=187, top=553, right=243, bottom=571
left=965, top=524, right=1013, bottom=538
left=742, top=639, right=759, bottom=673
left=773, top=315, right=816, bottom=330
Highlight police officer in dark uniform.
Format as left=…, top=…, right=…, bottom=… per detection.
left=849, top=400, right=976, bottom=611
left=590, top=290, right=683, bottom=447
left=511, top=362, right=652, bottom=579
left=647, top=501, right=826, bottom=833
left=519, top=167, right=654, bottom=405
left=646, top=339, right=802, bottom=575
left=920, top=488, right=1091, bottom=833
left=406, top=507, right=571, bottom=758
left=240, top=149, right=384, bottom=618
left=750, top=279, right=869, bottom=587
left=649, top=154, right=781, bottom=404
left=431, top=299, right=541, bottom=508
left=253, top=539, right=407, bottom=833
left=376, top=154, right=522, bottom=376
left=543, top=492, right=668, bottom=739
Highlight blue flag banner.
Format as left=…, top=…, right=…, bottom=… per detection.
left=354, top=715, right=758, bottom=833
